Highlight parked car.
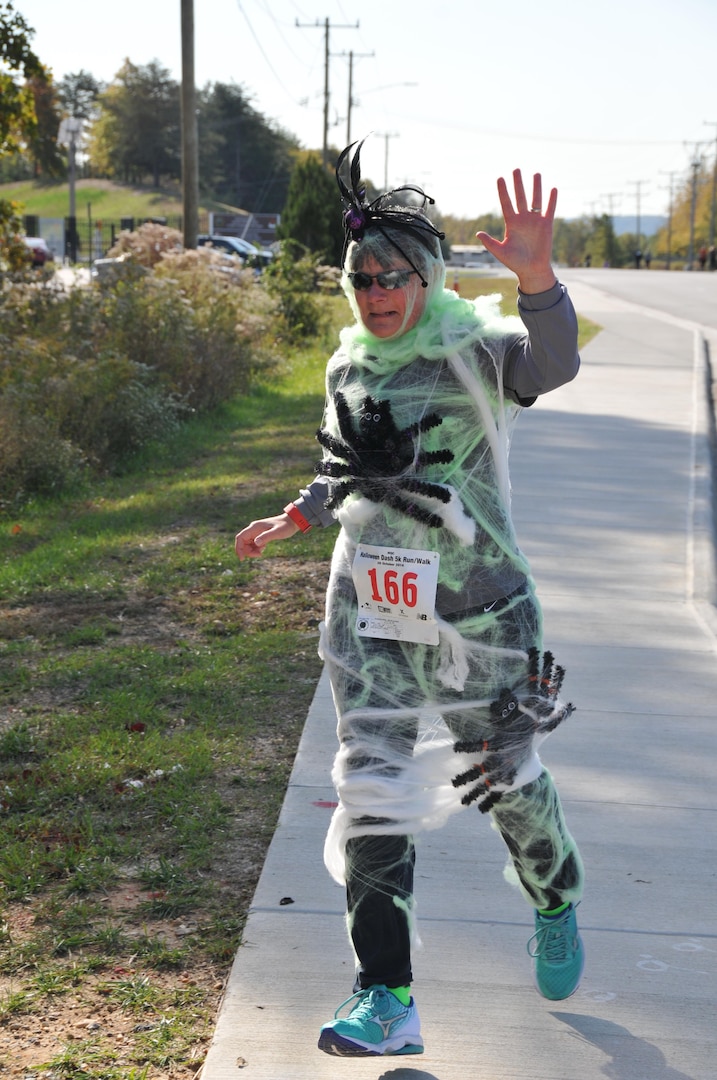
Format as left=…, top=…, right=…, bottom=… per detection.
left=197, top=234, right=273, bottom=269
left=90, top=253, right=148, bottom=284
left=23, top=236, right=54, bottom=267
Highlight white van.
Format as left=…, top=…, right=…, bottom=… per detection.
left=446, top=244, right=498, bottom=268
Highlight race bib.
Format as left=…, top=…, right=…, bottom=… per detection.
left=351, top=544, right=440, bottom=646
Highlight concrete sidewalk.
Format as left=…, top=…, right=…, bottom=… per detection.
left=199, top=280, right=717, bottom=1080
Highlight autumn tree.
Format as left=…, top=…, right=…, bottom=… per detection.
left=441, top=212, right=504, bottom=246
left=89, top=59, right=180, bottom=187
left=552, top=216, right=592, bottom=268
left=654, top=161, right=715, bottom=261
left=0, top=0, right=43, bottom=154
left=0, top=1, right=45, bottom=266
left=25, top=64, right=64, bottom=178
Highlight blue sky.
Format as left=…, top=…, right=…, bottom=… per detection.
left=16, top=0, right=717, bottom=220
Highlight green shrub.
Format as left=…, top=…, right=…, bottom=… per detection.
left=0, top=401, right=86, bottom=500
left=263, top=240, right=330, bottom=343
left=135, top=247, right=279, bottom=406
left=0, top=248, right=281, bottom=502
left=105, top=221, right=184, bottom=268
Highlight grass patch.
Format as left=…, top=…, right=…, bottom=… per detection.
left=0, top=177, right=225, bottom=220
left=0, top=297, right=344, bottom=1077
left=0, top=281, right=597, bottom=1076
left=451, top=273, right=600, bottom=350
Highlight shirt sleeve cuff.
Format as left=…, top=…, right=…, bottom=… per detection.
left=517, top=280, right=564, bottom=312
left=294, top=478, right=337, bottom=529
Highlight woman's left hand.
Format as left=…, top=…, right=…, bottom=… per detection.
left=476, top=169, right=558, bottom=295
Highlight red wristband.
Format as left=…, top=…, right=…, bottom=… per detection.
left=284, top=502, right=312, bottom=533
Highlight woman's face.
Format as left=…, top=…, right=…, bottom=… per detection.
left=351, top=256, right=426, bottom=338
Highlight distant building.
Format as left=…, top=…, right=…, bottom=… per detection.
left=445, top=244, right=499, bottom=268
left=208, top=211, right=280, bottom=249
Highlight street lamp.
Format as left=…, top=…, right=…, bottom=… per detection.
left=373, top=131, right=401, bottom=190
left=57, top=115, right=83, bottom=262
left=352, top=82, right=417, bottom=185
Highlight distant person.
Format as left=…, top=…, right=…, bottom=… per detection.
left=236, top=139, right=584, bottom=1058
left=699, top=245, right=708, bottom=270
left=644, top=251, right=652, bottom=270
left=65, top=228, right=81, bottom=263
left=584, top=252, right=592, bottom=267
left=634, top=249, right=642, bottom=269
left=93, top=224, right=104, bottom=260
left=709, top=246, right=717, bottom=272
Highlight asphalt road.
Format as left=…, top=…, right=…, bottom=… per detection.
left=559, top=266, right=717, bottom=333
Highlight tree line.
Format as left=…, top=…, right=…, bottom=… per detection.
left=1, top=0, right=715, bottom=268
left=1, top=54, right=302, bottom=217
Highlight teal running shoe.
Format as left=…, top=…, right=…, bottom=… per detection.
left=528, top=902, right=585, bottom=1000
left=318, top=985, right=424, bottom=1057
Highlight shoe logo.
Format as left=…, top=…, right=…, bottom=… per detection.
left=372, top=1007, right=409, bottom=1039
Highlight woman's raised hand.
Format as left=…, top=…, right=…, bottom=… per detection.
left=476, top=169, right=558, bottom=295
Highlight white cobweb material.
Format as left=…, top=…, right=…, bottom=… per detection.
left=316, top=294, right=575, bottom=889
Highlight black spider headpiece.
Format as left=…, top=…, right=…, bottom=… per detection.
left=336, top=137, right=445, bottom=287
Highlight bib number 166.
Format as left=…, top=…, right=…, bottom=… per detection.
left=367, top=567, right=418, bottom=608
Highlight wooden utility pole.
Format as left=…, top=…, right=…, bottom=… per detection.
left=684, top=145, right=706, bottom=270
left=337, top=50, right=374, bottom=145
left=705, top=121, right=717, bottom=249
left=295, top=17, right=358, bottom=165
left=181, top=0, right=199, bottom=248
left=376, top=131, right=399, bottom=189
left=658, top=170, right=677, bottom=269
left=627, top=179, right=648, bottom=262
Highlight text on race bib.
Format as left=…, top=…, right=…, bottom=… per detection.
left=351, top=544, right=440, bottom=646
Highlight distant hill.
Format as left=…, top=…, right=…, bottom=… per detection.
left=569, top=213, right=667, bottom=237
left=612, top=214, right=667, bottom=237
left=0, top=179, right=227, bottom=220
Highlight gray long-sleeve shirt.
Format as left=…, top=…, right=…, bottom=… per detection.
left=294, top=281, right=579, bottom=547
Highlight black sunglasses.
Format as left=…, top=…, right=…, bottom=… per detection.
left=348, top=269, right=418, bottom=291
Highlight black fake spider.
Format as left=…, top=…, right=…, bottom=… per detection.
left=316, top=392, right=454, bottom=528
left=452, top=649, right=575, bottom=813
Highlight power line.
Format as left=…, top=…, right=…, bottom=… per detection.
left=250, top=0, right=310, bottom=65
left=234, top=1, right=299, bottom=103
left=380, top=108, right=689, bottom=148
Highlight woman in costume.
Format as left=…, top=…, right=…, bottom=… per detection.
left=235, top=140, right=585, bottom=1058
